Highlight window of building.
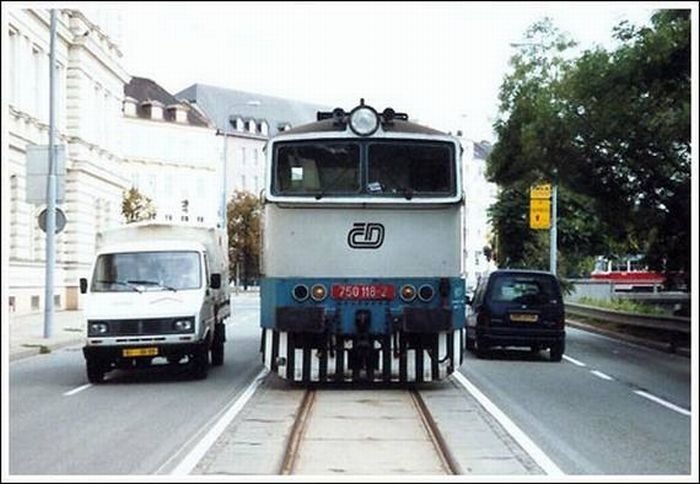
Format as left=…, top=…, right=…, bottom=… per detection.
left=248, top=120, right=256, bottom=133
left=31, top=295, right=40, bottom=311
left=54, top=295, right=61, bottom=308
left=181, top=215, right=189, bottom=222
left=165, top=214, right=173, bottom=221
left=197, top=216, right=204, bottom=223
left=9, top=296, right=16, bottom=312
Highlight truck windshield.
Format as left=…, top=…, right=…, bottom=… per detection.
left=91, top=251, right=201, bottom=292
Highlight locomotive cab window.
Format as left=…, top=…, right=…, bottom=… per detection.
left=274, top=142, right=360, bottom=195
left=368, top=142, right=455, bottom=196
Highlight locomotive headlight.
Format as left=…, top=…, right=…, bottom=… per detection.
left=292, top=284, right=309, bottom=302
left=400, top=284, right=417, bottom=302
left=311, top=284, right=327, bottom=301
left=349, top=105, right=379, bottom=136
left=418, top=284, right=435, bottom=302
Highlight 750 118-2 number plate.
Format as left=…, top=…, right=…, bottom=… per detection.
left=122, top=347, right=158, bottom=357
left=331, top=284, right=395, bottom=300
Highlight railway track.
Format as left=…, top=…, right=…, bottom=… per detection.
left=280, top=387, right=461, bottom=475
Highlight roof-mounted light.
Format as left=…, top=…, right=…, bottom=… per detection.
left=349, top=101, right=379, bottom=136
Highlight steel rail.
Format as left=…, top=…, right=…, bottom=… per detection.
left=280, top=389, right=316, bottom=475
left=410, top=389, right=462, bottom=475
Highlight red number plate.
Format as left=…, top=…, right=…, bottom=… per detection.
left=331, top=284, right=395, bottom=300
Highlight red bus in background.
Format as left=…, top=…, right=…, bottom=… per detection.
left=590, top=255, right=665, bottom=292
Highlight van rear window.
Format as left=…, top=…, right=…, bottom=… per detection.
left=489, top=275, right=560, bottom=303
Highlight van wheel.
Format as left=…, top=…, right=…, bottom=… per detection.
left=211, top=323, right=225, bottom=366
left=191, top=348, right=209, bottom=379
left=86, top=360, right=105, bottom=383
left=550, top=341, right=565, bottom=362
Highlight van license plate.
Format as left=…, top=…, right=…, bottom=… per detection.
left=510, top=313, right=538, bottom=322
left=123, top=347, right=158, bottom=357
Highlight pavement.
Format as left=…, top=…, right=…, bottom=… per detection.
left=6, top=309, right=86, bottom=362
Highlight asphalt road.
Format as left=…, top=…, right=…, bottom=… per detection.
left=459, top=326, right=691, bottom=475
left=8, top=293, right=263, bottom=475
left=8, top=295, right=692, bottom=476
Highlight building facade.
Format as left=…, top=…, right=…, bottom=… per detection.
left=5, top=8, right=130, bottom=315
left=461, top=138, right=499, bottom=290
left=122, top=77, right=219, bottom=227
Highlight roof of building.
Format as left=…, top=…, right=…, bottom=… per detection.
left=473, top=140, right=493, bottom=160
left=125, top=77, right=210, bottom=127
left=175, top=83, right=331, bottom=137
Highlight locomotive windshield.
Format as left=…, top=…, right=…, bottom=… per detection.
left=273, top=140, right=455, bottom=197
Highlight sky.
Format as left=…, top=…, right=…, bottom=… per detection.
left=112, top=1, right=671, bottom=142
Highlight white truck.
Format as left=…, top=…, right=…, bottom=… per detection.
left=80, top=222, right=230, bottom=382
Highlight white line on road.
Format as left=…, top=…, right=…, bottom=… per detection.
left=562, top=355, right=586, bottom=367
left=633, top=390, right=691, bottom=417
left=453, top=371, right=564, bottom=476
left=170, top=368, right=269, bottom=475
left=589, top=370, right=615, bottom=381
left=63, top=384, right=92, bottom=396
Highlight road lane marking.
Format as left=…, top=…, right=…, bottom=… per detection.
left=562, top=355, right=586, bottom=367
left=633, top=390, right=691, bottom=417
left=63, top=384, right=92, bottom=396
left=453, top=371, right=564, bottom=476
left=589, top=370, right=614, bottom=381
left=170, top=367, right=269, bottom=475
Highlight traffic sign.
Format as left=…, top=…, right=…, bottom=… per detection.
left=38, top=207, right=67, bottom=234
left=530, top=183, right=552, bottom=200
left=530, top=199, right=551, bottom=229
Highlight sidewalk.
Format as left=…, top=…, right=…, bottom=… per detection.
left=7, top=310, right=85, bottom=362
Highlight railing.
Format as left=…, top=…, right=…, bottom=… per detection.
left=565, top=302, right=690, bottom=334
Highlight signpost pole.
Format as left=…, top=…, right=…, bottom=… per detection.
left=550, top=183, right=557, bottom=275
left=43, top=9, right=57, bottom=339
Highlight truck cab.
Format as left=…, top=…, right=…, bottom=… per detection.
left=80, top=223, right=230, bottom=382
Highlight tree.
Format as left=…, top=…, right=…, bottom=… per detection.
left=227, top=191, right=262, bottom=289
left=121, top=186, right=156, bottom=223
left=488, top=12, right=691, bottom=286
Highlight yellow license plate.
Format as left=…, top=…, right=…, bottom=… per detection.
left=122, top=347, right=159, bottom=357
left=510, top=313, right=539, bottom=322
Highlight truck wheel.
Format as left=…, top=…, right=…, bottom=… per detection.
left=550, top=340, right=565, bottom=362
left=211, top=323, right=225, bottom=366
left=86, top=360, right=105, bottom=383
left=191, top=348, right=209, bottom=380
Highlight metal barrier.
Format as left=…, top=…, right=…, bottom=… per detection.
left=565, top=302, right=690, bottom=334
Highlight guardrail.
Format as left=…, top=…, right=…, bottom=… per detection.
left=565, top=302, right=691, bottom=334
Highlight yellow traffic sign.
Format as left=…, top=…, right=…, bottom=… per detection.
left=530, top=183, right=552, bottom=199
left=530, top=199, right=551, bottom=229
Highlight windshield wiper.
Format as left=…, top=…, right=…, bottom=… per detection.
left=126, top=280, right=178, bottom=292
left=95, top=279, right=143, bottom=293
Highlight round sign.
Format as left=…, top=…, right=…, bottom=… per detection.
left=38, top=207, right=67, bottom=234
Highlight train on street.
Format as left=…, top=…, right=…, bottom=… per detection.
left=259, top=100, right=466, bottom=383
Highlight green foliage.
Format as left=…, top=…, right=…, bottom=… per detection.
left=488, top=11, right=690, bottom=282
left=227, top=191, right=262, bottom=287
left=578, top=296, right=665, bottom=316
left=121, top=187, right=156, bottom=223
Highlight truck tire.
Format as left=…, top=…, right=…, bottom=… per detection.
left=191, top=348, right=209, bottom=380
left=86, top=359, right=105, bottom=383
left=211, top=323, right=225, bottom=367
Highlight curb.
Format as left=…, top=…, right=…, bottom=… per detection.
left=9, top=337, right=84, bottom=363
left=566, top=319, right=690, bottom=358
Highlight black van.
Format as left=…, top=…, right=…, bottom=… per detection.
left=466, top=269, right=565, bottom=361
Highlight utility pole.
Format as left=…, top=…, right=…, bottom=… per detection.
left=43, top=9, right=58, bottom=338
left=550, top=183, right=557, bottom=275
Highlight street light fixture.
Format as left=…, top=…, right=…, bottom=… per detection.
left=216, top=99, right=261, bottom=229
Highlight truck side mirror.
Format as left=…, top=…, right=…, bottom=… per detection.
left=80, top=278, right=88, bottom=294
left=210, top=273, right=221, bottom=289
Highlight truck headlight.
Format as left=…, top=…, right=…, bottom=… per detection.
left=349, top=104, right=379, bottom=136
left=173, top=318, right=194, bottom=332
left=89, top=322, right=109, bottom=335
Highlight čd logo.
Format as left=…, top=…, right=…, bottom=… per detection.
left=347, top=223, right=385, bottom=249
